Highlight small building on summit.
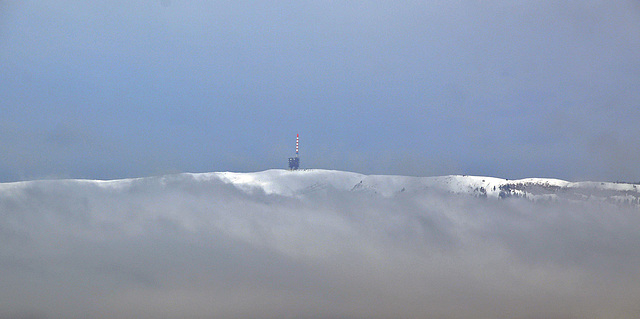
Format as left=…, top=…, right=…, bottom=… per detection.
left=288, top=157, right=299, bottom=170
left=288, top=134, right=300, bottom=170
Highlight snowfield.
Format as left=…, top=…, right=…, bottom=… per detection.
left=187, top=169, right=640, bottom=205
left=1, top=170, right=640, bottom=319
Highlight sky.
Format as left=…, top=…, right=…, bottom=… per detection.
left=1, top=0, right=640, bottom=182
left=2, top=172, right=640, bottom=318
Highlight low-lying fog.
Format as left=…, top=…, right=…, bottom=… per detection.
left=1, top=174, right=639, bottom=319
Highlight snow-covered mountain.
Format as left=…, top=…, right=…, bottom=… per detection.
left=2, top=169, right=640, bottom=319
left=4, top=169, right=638, bottom=206
left=190, top=169, right=640, bottom=206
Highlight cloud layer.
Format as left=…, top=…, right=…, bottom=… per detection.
left=1, top=174, right=639, bottom=318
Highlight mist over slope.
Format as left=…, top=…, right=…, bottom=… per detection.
left=1, top=170, right=640, bottom=319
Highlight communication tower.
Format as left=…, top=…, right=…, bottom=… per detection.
left=288, top=134, right=300, bottom=170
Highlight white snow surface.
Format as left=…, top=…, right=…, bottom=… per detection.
left=3, top=169, right=638, bottom=203
left=186, top=169, right=639, bottom=202
left=2, top=169, right=640, bottom=318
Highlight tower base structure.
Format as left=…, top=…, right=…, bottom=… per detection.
left=288, top=157, right=299, bottom=170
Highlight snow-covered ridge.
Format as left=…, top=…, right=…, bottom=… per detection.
left=1, top=169, right=639, bottom=205
left=190, top=169, right=639, bottom=204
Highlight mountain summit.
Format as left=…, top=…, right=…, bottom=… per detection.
left=3, top=169, right=639, bottom=206
left=2, top=169, right=640, bottom=318
left=196, top=169, right=640, bottom=206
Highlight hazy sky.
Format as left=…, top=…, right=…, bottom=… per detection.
left=2, top=1, right=640, bottom=182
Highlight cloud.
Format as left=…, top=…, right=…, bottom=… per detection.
left=1, top=174, right=639, bottom=318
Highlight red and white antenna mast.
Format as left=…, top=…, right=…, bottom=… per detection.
left=288, top=134, right=300, bottom=170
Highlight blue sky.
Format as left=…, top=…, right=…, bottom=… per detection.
left=1, top=1, right=640, bottom=182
